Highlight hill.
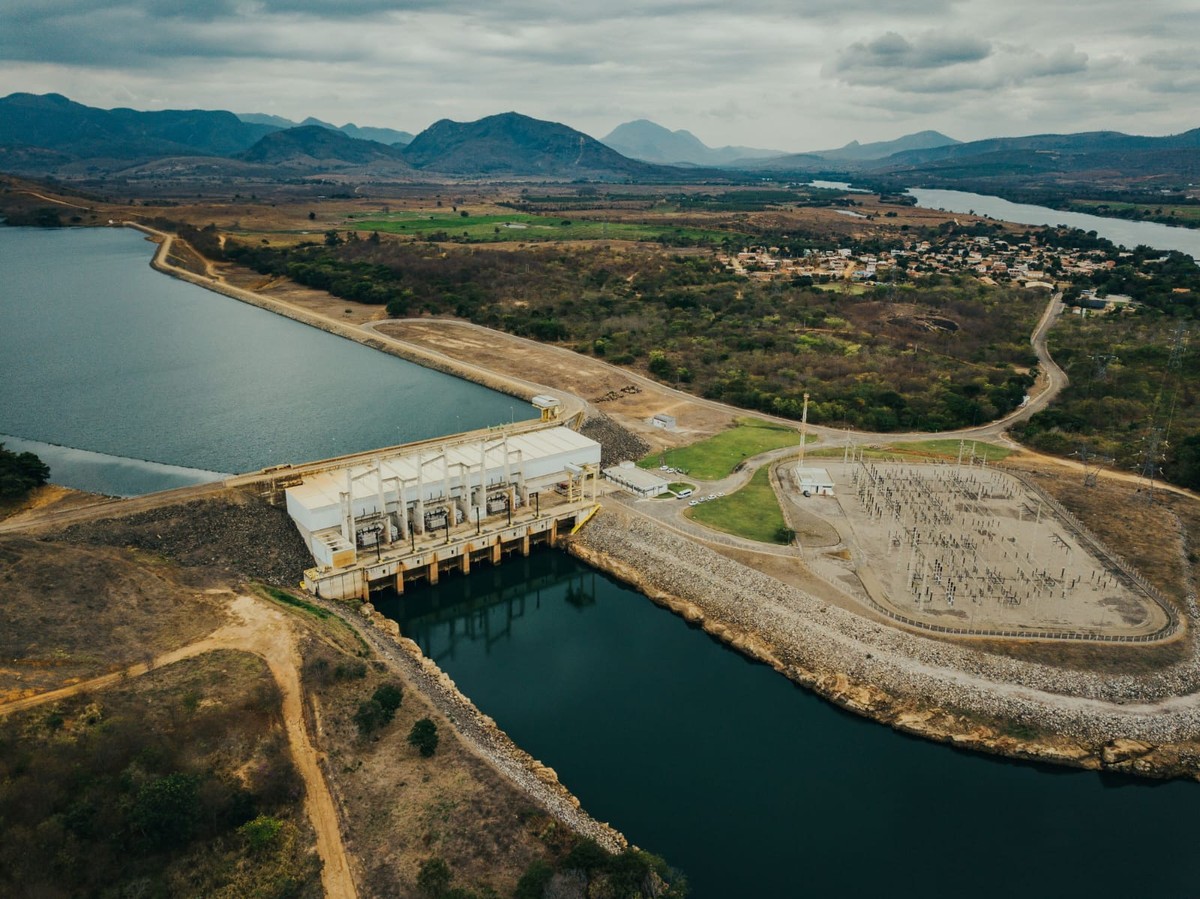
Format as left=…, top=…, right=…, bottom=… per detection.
left=238, top=112, right=412, bottom=146
left=601, top=119, right=782, bottom=166
left=811, top=130, right=960, bottom=161
left=0, top=92, right=277, bottom=160
left=873, top=128, right=1200, bottom=190
left=402, top=112, right=677, bottom=179
left=237, top=126, right=413, bottom=173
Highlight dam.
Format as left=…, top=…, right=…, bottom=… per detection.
left=284, top=399, right=603, bottom=600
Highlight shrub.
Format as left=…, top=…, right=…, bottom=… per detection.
left=354, top=700, right=387, bottom=737
left=408, top=718, right=439, bottom=757
left=238, top=814, right=284, bottom=854
left=417, top=857, right=451, bottom=897
left=563, top=838, right=610, bottom=874
left=372, top=683, right=403, bottom=715
left=513, top=860, right=554, bottom=899
left=129, top=772, right=202, bottom=852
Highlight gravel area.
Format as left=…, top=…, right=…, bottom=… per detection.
left=572, top=507, right=1200, bottom=749
left=581, top=413, right=650, bottom=467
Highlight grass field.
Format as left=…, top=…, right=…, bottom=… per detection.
left=809, top=438, right=1011, bottom=462
left=640, top=418, right=807, bottom=480
left=685, top=466, right=790, bottom=544
left=349, top=210, right=737, bottom=244
left=652, top=481, right=697, bottom=499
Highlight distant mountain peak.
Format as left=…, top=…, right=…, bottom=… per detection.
left=402, top=111, right=662, bottom=178
left=237, top=125, right=411, bottom=169
left=601, top=118, right=785, bottom=166
left=813, top=131, right=960, bottom=161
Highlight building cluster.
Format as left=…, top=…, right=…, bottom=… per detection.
left=720, top=234, right=1125, bottom=291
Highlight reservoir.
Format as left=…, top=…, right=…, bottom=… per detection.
left=384, top=553, right=1199, bottom=899
left=908, top=188, right=1200, bottom=259
left=0, top=226, right=527, bottom=495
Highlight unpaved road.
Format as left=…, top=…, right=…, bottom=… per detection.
left=0, top=593, right=358, bottom=899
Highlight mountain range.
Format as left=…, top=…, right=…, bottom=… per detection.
left=0, top=92, right=1195, bottom=188
left=600, top=119, right=783, bottom=166
left=237, top=112, right=413, bottom=146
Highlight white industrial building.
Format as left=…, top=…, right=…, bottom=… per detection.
left=287, top=425, right=601, bottom=569
left=793, top=466, right=835, bottom=496
left=603, top=461, right=670, bottom=497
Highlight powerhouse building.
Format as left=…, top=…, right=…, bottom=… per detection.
left=286, top=425, right=601, bottom=570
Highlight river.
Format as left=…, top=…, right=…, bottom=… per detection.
left=908, top=188, right=1200, bottom=259
left=383, top=552, right=1198, bottom=899
left=0, top=226, right=528, bottom=495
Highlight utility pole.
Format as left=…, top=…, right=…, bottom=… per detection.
left=798, top=392, right=810, bottom=470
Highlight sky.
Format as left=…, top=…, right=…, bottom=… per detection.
left=2, top=0, right=1198, bottom=152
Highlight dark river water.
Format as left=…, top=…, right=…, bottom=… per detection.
left=5, top=225, right=1196, bottom=898
left=383, top=552, right=1198, bottom=899
left=0, top=226, right=528, bottom=494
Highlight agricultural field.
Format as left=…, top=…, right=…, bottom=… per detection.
left=348, top=209, right=738, bottom=245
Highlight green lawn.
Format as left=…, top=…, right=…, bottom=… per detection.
left=685, top=466, right=790, bottom=544
left=652, top=481, right=697, bottom=499
left=349, top=211, right=736, bottom=244
left=640, top=418, right=806, bottom=481
left=808, top=438, right=1011, bottom=462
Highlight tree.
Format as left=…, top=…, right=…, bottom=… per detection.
left=408, top=718, right=439, bottom=757
left=0, top=444, right=50, bottom=498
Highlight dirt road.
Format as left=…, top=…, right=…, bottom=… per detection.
left=0, top=593, right=358, bottom=899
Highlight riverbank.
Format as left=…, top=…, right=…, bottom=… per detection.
left=567, top=507, right=1200, bottom=780
left=348, top=597, right=628, bottom=852
left=130, top=224, right=585, bottom=421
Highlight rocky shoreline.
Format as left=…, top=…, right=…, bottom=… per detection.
left=567, top=507, right=1200, bottom=781
left=342, top=598, right=628, bottom=852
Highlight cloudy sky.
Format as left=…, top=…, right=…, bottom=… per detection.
left=3, top=0, right=1197, bottom=151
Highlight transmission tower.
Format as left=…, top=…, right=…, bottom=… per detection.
left=1134, top=325, right=1189, bottom=503
left=1072, top=444, right=1114, bottom=488
left=1136, top=427, right=1166, bottom=503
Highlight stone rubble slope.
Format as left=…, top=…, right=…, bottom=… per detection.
left=572, top=508, right=1200, bottom=746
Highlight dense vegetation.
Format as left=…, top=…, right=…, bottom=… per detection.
left=0, top=443, right=49, bottom=498
left=1012, top=308, right=1200, bottom=489
left=0, top=655, right=320, bottom=898
left=222, top=237, right=1041, bottom=432
left=1068, top=247, right=1200, bottom=315
left=513, top=840, right=687, bottom=899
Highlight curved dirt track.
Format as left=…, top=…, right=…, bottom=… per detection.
left=0, top=593, right=358, bottom=899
